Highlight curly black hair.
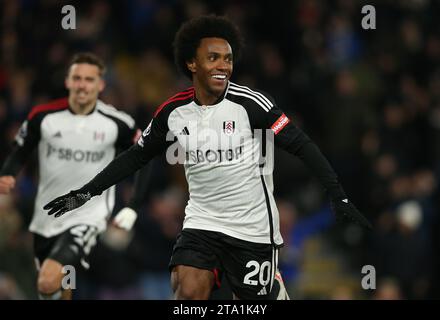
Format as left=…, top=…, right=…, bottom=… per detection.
left=173, top=15, right=244, bottom=80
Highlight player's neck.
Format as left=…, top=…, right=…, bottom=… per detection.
left=69, top=99, right=96, bottom=115
left=194, top=87, right=224, bottom=106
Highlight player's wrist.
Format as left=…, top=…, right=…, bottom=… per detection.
left=113, top=207, right=137, bottom=231
left=126, top=198, right=141, bottom=212
left=80, top=181, right=101, bottom=197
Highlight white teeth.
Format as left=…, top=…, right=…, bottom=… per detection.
left=212, top=75, right=226, bottom=79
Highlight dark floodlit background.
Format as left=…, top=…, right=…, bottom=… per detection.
left=1, top=0, right=439, bottom=300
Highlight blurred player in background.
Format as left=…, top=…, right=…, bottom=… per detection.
left=43, top=16, right=371, bottom=300
left=0, top=52, right=142, bottom=300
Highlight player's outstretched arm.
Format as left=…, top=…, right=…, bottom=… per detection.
left=44, top=187, right=92, bottom=217
left=44, top=144, right=154, bottom=218
left=330, top=197, right=372, bottom=229
left=273, top=118, right=372, bottom=229
left=295, top=140, right=372, bottom=229
left=292, top=140, right=372, bottom=229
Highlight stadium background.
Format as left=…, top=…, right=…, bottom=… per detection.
left=0, top=0, right=439, bottom=299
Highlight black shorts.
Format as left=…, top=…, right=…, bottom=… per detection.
left=33, top=225, right=99, bottom=271
left=169, top=228, right=281, bottom=300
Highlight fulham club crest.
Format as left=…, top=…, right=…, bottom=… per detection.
left=93, top=131, right=105, bottom=142
left=223, top=120, right=235, bottom=135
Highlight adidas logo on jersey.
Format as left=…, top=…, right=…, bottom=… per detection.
left=53, top=131, right=62, bottom=138
left=179, top=127, right=190, bottom=135
left=257, top=286, right=267, bottom=296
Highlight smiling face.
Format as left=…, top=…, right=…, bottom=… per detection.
left=65, top=63, right=105, bottom=113
left=187, top=37, right=233, bottom=105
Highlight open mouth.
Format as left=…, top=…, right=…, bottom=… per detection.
left=211, top=74, right=227, bottom=81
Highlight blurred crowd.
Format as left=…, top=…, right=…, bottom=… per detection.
left=1, top=0, right=439, bottom=299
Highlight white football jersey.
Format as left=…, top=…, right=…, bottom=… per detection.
left=137, top=82, right=295, bottom=245
left=14, top=98, right=137, bottom=237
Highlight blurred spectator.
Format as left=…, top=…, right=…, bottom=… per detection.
left=373, top=278, right=403, bottom=300
left=330, top=285, right=356, bottom=300
left=0, top=272, right=25, bottom=300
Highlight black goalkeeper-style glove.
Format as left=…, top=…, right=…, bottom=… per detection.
left=330, top=198, right=373, bottom=230
left=44, top=187, right=92, bottom=218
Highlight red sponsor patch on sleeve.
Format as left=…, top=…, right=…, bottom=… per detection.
left=270, top=113, right=290, bottom=134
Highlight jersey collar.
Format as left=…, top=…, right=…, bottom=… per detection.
left=67, top=101, right=98, bottom=116
left=193, top=81, right=230, bottom=107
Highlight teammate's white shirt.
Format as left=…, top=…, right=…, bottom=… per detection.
left=14, top=98, right=136, bottom=237
left=138, top=82, right=294, bottom=245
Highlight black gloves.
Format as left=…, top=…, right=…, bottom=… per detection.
left=330, top=198, right=372, bottom=229
left=44, top=187, right=92, bottom=217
